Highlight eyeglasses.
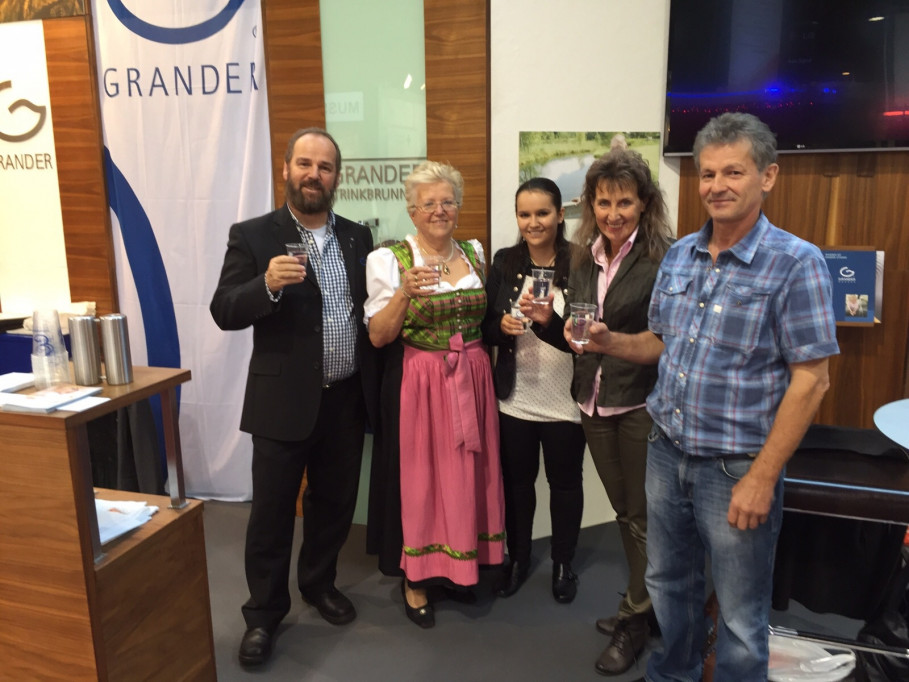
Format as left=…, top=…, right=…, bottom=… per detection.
left=412, top=200, right=459, bottom=214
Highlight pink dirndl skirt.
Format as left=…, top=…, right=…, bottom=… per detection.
left=398, top=334, right=505, bottom=585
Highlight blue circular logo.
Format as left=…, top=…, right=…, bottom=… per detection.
left=107, top=0, right=245, bottom=44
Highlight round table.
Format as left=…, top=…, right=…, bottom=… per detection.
left=873, top=398, right=909, bottom=449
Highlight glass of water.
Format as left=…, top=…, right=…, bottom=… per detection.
left=510, top=301, right=528, bottom=333
left=570, top=302, right=597, bottom=345
left=421, top=255, right=443, bottom=291
left=286, top=242, right=308, bottom=265
left=531, top=268, right=555, bottom=304
left=423, top=254, right=445, bottom=274
left=286, top=242, right=308, bottom=280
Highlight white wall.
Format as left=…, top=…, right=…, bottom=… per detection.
left=490, top=0, right=678, bottom=537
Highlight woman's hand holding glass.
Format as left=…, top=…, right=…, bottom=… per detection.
left=519, top=291, right=553, bottom=327
left=501, top=300, right=530, bottom=336
left=400, top=265, right=440, bottom=298
left=563, top=317, right=611, bottom=354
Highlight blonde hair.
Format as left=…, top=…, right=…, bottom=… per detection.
left=404, top=161, right=464, bottom=208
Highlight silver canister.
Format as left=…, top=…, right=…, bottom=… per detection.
left=69, top=316, right=102, bottom=385
left=100, top=314, right=134, bottom=385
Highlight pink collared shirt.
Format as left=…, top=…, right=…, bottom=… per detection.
left=580, top=228, right=647, bottom=418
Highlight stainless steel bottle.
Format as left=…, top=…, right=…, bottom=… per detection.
left=100, top=314, right=133, bottom=385
left=69, top=315, right=102, bottom=385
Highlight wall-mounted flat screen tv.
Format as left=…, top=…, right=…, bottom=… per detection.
left=664, top=0, right=909, bottom=155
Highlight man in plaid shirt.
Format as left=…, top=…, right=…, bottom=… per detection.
left=212, top=128, right=378, bottom=668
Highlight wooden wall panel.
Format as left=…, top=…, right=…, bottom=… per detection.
left=262, top=0, right=324, bottom=517
left=424, top=0, right=489, bottom=255
left=262, top=0, right=326, bottom=210
left=44, top=15, right=118, bottom=315
left=678, top=151, right=909, bottom=428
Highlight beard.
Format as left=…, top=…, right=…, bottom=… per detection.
left=286, top=177, right=335, bottom=215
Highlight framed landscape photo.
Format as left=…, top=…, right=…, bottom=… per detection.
left=518, top=131, right=660, bottom=239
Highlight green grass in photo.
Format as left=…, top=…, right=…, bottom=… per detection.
left=519, top=131, right=661, bottom=185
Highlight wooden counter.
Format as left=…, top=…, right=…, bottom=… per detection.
left=0, top=367, right=216, bottom=680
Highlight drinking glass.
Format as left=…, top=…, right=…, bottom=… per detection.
left=570, top=302, right=597, bottom=345
left=423, top=254, right=445, bottom=274
left=286, top=242, right=308, bottom=265
left=421, top=255, right=444, bottom=291
left=510, top=301, right=528, bottom=332
left=531, top=268, right=555, bottom=304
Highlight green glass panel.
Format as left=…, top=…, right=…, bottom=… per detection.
left=320, top=0, right=426, bottom=246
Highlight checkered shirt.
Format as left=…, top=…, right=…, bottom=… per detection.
left=646, top=214, right=839, bottom=456
left=293, top=211, right=358, bottom=384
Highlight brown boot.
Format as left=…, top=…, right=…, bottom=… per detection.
left=594, top=613, right=649, bottom=676
left=597, top=609, right=660, bottom=637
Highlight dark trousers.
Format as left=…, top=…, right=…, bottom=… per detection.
left=498, top=412, right=586, bottom=565
left=242, top=375, right=366, bottom=631
left=581, top=405, right=651, bottom=619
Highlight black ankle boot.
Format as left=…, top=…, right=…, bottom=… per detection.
left=495, top=559, right=528, bottom=598
left=552, top=562, right=578, bottom=603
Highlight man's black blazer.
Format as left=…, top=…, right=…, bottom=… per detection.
left=210, top=205, right=378, bottom=442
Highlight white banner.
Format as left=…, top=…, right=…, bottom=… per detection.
left=93, top=0, right=273, bottom=499
left=0, top=21, right=70, bottom=314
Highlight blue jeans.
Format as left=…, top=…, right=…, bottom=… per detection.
left=644, top=427, right=782, bottom=682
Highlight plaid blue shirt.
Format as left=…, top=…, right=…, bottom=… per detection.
left=647, top=214, right=839, bottom=457
left=290, top=210, right=358, bottom=384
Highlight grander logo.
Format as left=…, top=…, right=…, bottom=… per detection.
left=101, top=0, right=259, bottom=99
left=0, top=80, right=47, bottom=143
left=108, top=0, right=245, bottom=44
left=838, top=266, right=857, bottom=284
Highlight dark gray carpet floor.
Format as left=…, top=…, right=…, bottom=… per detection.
left=202, top=500, right=864, bottom=681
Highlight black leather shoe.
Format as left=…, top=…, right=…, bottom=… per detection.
left=552, top=562, right=579, bottom=603
left=401, top=580, right=435, bottom=628
left=238, top=626, right=274, bottom=667
left=495, top=559, right=528, bottom=598
left=302, top=586, right=356, bottom=625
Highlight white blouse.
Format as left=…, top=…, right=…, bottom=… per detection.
left=364, top=234, right=485, bottom=321
left=498, top=276, right=581, bottom=424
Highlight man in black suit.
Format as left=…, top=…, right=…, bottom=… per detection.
left=211, top=127, right=377, bottom=667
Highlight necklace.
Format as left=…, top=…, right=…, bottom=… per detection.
left=417, top=237, right=455, bottom=275
left=529, top=252, right=556, bottom=267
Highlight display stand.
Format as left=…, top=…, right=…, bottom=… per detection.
left=0, top=367, right=216, bottom=681
left=773, top=420, right=909, bottom=663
